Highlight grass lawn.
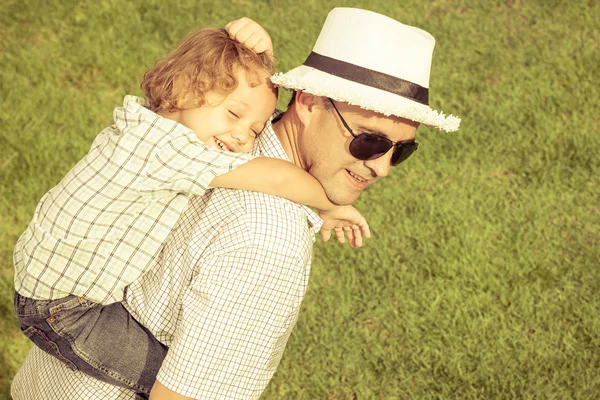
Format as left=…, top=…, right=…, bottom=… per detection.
left=1, top=0, right=599, bottom=398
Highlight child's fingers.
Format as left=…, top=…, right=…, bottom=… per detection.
left=252, top=39, right=272, bottom=55
left=231, top=28, right=253, bottom=46
left=343, top=226, right=354, bottom=242
left=321, top=228, right=332, bottom=242
left=227, top=19, right=258, bottom=44
left=225, top=18, right=246, bottom=38
left=226, top=18, right=273, bottom=57
left=351, top=225, right=363, bottom=248
left=234, top=29, right=269, bottom=54
left=225, top=20, right=235, bottom=31
left=241, top=33, right=262, bottom=50
left=360, top=222, right=371, bottom=239
left=334, top=227, right=346, bottom=244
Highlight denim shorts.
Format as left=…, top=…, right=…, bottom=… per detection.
left=14, top=291, right=168, bottom=397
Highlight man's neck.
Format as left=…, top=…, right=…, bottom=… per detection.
left=272, top=111, right=306, bottom=171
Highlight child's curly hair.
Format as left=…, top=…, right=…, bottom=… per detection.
left=142, top=28, right=275, bottom=113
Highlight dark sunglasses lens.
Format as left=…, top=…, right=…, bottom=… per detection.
left=349, top=134, right=393, bottom=160
left=391, top=142, right=418, bottom=166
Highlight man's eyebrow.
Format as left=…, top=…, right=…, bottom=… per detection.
left=354, top=123, right=390, bottom=138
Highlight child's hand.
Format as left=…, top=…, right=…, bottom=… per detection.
left=225, top=17, right=274, bottom=58
left=319, top=206, right=371, bottom=248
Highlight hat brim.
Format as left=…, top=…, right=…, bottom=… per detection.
left=271, top=65, right=460, bottom=132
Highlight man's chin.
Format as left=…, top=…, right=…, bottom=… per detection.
left=318, top=174, right=367, bottom=205
left=325, top=190, right=362, bottom=206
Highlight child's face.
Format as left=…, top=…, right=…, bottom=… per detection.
left=176, top=70, right=277, bottom=153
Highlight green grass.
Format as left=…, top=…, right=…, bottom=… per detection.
left=1, top=0, right=599, bottom=398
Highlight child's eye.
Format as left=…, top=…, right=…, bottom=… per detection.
left=228, top=110, right=239, bottom=119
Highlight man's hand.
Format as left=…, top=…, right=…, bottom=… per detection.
left=225, top=17, right=274, bottom=58
left=319, top=205, right=371, bottom=248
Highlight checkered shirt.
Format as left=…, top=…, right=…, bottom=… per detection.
left=11, top=111, right=323, bottom=400
left=13, top=95, right=253, bottom=304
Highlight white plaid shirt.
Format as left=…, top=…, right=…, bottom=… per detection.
left=13, top=95, right=253, bottom=304
left=11, top=111, right=323, bottom=400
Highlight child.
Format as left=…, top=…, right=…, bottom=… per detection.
left=13, top=18, right=369, bottom=396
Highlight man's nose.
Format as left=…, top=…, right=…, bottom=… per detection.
left=364, top=149, right=393, bottom=178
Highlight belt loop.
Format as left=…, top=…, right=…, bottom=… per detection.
left=19, top=293, right=27, bottom=307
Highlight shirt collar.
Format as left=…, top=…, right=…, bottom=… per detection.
left=116, top=95, right=187, bottom=136
left=255, top=111, right=323, bottom=233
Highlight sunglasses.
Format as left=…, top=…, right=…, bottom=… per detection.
left=328, top=98, right=418, bottom=166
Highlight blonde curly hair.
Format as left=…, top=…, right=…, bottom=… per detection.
left=141, top=28, right=275, bottom=113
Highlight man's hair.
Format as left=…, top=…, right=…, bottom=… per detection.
left=286, top=91, right=297, bottom=109
left=286, top=91, right=332, bottom=110
left=142, top=28, right=275, bottom=113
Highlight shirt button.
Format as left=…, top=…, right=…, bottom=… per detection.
left=47, top=317, right=55, bottom=323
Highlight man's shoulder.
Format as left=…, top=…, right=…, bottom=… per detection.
left=175, top=189, right=315, bottom=267
left=209, top=189, right=314, bottom=243
left=215, top=188, right=309, bottom=223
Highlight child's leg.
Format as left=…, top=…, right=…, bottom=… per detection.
left=14, top=291, right=167, bottom=396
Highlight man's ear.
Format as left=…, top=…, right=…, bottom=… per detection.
left=294, top=91, right=320, bottom=127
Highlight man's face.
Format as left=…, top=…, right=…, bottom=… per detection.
left=299, top=96, right=419, bottom=205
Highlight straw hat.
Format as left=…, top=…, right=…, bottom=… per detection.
left=271, top=7, right=461, bottom=132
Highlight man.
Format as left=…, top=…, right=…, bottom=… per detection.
left=11, top=7, right=459, bottom=400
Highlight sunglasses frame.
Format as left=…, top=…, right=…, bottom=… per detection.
left=328, top=98, right=418, bottom=166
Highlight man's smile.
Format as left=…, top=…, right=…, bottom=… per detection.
left=345, top=169, right=369, bottom=189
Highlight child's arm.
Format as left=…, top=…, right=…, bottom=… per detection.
left=211, top=158, right=334, bottom=211
left=210, top=158, right=371, bottom=246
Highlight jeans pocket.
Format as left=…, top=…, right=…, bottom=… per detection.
left=21, top=325, right=78, bottom=371
left=48, top=296, right=100, bottom=341
left=14, top=291, right=50, bottom=318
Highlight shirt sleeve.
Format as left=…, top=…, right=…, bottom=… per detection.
left=139, top=130, right=254, bottom=196
left=155, top=245, right=309, bottom=399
